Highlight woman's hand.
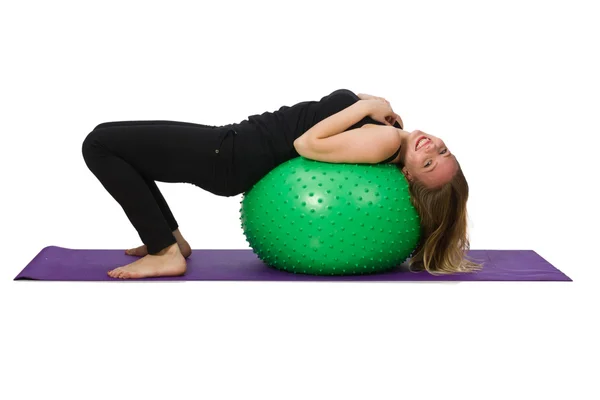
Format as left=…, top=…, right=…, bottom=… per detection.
left=362, top=98, right=403, bottom=128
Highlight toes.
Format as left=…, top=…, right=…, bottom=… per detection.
left=108, top=267, right=138, bottom=279
left=109, top=267, right=123, bottom=279
left=125, top=248, right=139, bottom=256
left=125, top=247, right=148, bottom=257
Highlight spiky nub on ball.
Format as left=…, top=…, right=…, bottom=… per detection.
left=239, top=157, right=421, bottom=276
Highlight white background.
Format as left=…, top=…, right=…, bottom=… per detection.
left=1, top=0, right=598, bottom=399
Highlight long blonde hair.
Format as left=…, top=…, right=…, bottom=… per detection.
left=403, top=159, right=483, bottom=275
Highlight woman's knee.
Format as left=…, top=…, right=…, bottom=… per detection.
left=81, top=128, right=105, bottom=159
left=83, top=121, right=119, bottom=156
left=92, top=121, right=116, bottom=131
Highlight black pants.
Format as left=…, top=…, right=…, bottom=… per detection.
left=81, top=120, right=238, bottom=255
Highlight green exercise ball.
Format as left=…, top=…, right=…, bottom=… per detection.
left=239, top=157, right=421, bottom=276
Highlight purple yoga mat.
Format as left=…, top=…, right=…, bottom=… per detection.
left=14, top=246, right=571, bottom=281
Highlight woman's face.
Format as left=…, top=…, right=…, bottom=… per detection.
left=399, top=130, right=458, bottom=188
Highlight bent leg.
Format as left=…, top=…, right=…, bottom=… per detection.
left=91, top=120, right=219, bottom=231
left=82, top=120, right=219, bottom=254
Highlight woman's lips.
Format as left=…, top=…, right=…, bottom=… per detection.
left=415, top=135, right=428, bottom=150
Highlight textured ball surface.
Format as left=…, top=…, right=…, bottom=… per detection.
left=239, top=157, right=421, bottom=276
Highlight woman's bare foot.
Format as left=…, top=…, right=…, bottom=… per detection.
left=109, top=242, right=186, bottom=279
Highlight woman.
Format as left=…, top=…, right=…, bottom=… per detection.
left=82, top=88, right=482, bottom=279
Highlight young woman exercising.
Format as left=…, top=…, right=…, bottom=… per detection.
left=81, top=88, right=481, bottom=279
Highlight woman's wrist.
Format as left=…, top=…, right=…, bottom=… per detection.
left=357, top=99, right=373, bottom=118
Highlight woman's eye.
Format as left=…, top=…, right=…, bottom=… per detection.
left=424, top=149, right=447, bottom=168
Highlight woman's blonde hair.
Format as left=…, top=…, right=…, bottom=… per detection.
left=402, top=159, right=483, bottom=275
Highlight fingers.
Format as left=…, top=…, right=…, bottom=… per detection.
left=369, top=97, right=403, bottom=127
left=376, top=97, right=390, bottom=106
left=390, top=112, right=401, bottom=128
left=386, top=112, right=403, bottom=128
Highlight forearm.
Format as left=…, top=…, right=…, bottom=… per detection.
left=300, top=100, right=371, bottom=141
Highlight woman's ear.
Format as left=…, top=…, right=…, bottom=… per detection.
left=402, top=167, right=413, bottom=182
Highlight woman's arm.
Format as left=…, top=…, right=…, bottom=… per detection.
left=295, top=100, right=371, bottom=144
left=294, top=125, right=399, bottom=164
left=357, top=93, right=376, bottom=100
